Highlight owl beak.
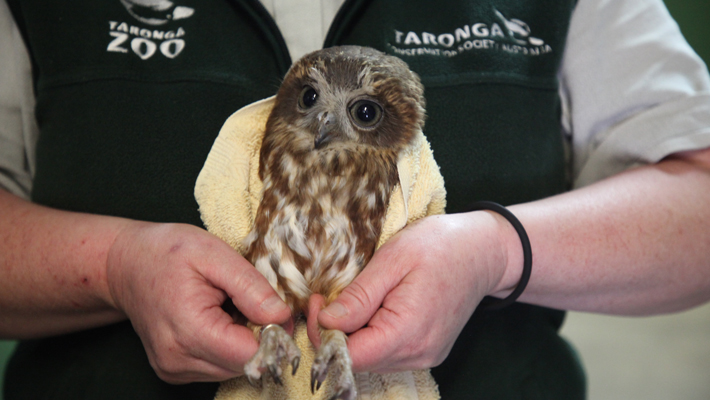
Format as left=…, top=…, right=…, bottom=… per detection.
left=314, top=113, right=336, bottom=149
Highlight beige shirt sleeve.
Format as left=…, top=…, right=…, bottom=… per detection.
left=559, top=0, right=710, bottom=188
left=0, top=0, right=38, bottom=199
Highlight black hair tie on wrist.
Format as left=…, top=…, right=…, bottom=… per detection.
left=467, top=201, right=532, bottom=311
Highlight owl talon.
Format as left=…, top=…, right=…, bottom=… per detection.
left=311, top=368, right=324, bottom=393
left=311, top=370, right=315, bottom=393
left=311, top=359, right=327, bottom=393
left=246, top=373, right=259, bottom=388
left=311, top=329, right=356, bottom=400
left=244, top=324, right=300, bottom=385
left=268, top=364, right=282, bottom=385
left=292, top=356, right=300, bottom=375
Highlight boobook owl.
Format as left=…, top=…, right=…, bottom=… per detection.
left=242, top=45, right=425, bottom=400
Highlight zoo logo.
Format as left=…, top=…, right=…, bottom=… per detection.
left=390, top=8, right=552, bottom=58
left=107, top=0, right=195, bottom=60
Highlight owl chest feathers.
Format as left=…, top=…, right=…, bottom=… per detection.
left=245, top=146, right=399, bottom=307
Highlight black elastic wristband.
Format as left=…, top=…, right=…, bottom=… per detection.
left=467, top=201, right=532, bottom=311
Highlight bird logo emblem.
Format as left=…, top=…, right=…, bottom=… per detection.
left=119, top=0, right=194, bottom=25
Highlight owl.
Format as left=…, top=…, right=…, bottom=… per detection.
left=242, top=45, right=426, bottom=400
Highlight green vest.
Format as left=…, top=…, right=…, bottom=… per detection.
left=6, top=0, right=584, bottom=399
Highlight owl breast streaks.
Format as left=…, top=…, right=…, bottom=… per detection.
left=241, top=45, right=426, bottom=400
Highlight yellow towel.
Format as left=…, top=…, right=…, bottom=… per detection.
left=194, top=96, right=446, bottom=400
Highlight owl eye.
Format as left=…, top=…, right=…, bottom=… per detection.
left=349, top=100, right=383, bottom=128
left=298, top=86, right=318, bottom=109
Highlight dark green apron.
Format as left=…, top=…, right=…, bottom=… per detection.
left=5, top=0, right=584, bottom=398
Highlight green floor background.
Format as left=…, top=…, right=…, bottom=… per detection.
left=0, top=1, right=708, bottom=399
left=0, top=341, right=16, bottom=399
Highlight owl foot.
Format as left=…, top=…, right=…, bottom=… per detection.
left=244, top=324, right=301, bottom=386
left=311, top=329, right=356, bottom=400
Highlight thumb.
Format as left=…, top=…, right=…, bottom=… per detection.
left=318, top=245, right=404, bottom=333
left=204, top=245, right=291, bottom=326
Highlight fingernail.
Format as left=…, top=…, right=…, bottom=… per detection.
left=261, top=296, right=288, bottom=315
left=323, top=302, right=348, bottom=319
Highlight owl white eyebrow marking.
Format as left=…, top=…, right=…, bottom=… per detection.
left=356, top=66, right=377, bottom=95
left=357, top=66, right=372, bottom=86
left=308, top=67, right=329, bottom=92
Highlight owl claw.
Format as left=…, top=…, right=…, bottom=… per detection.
left=292, top=356, right=300, bottom=375
left=244, top=324, right=300, bottom=386
left=311, top=329, right=357, bottom=400
left=311, top=370, right=315, bottom=393
left=246, top=373, right=259, bottom=388
left=268, top=364, right=282, bottom=385
left=311, top=368, right=324, bottom=393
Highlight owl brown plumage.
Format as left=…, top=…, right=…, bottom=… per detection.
left=242, top=45, right=425, bottom=399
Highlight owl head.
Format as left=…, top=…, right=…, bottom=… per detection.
left=266, top=46, right=426, bottom=154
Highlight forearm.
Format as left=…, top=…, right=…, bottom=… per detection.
left=0, top=189, right=127, bottom=338
left=317, top=149, right=710, bottom=372
left=499, top=150, right=710, bottom=315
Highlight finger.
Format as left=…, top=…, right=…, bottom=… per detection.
left=153, top=303, right=260, bottom=384
left=344, top=306, right=405, bottom=373
left=199, top=238, right=291, bottom=326
left=318, top=236, right=411, bottom=332
left=345, top=267, right=424, bottom=373
left=349, top=266, right=463, bottom=374
left=346, top=298, right=432, bottom=374
left=281, top=315, right=295, bottom=336
left=336, top=261, right=436, bottom=373
left=306, top=294, right=326, bottom=348
left=188, top=304, right=261, bottom=376
left=346, top=324, right=391, bottom=373
left=229, top=268, right=291, bottom=325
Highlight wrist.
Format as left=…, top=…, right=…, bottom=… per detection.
left=470, top=204, right=527, bottom=300
left=104, top=218, right=150, bottom=314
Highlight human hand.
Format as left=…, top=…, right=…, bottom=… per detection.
left=314, top=212, right=521, bottom=373
left=106, top=222, right=291, bottom=383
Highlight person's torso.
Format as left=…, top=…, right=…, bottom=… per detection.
left=4, top=2, right=581, bottom=399
left=8, top=0, right=575, bottom=220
